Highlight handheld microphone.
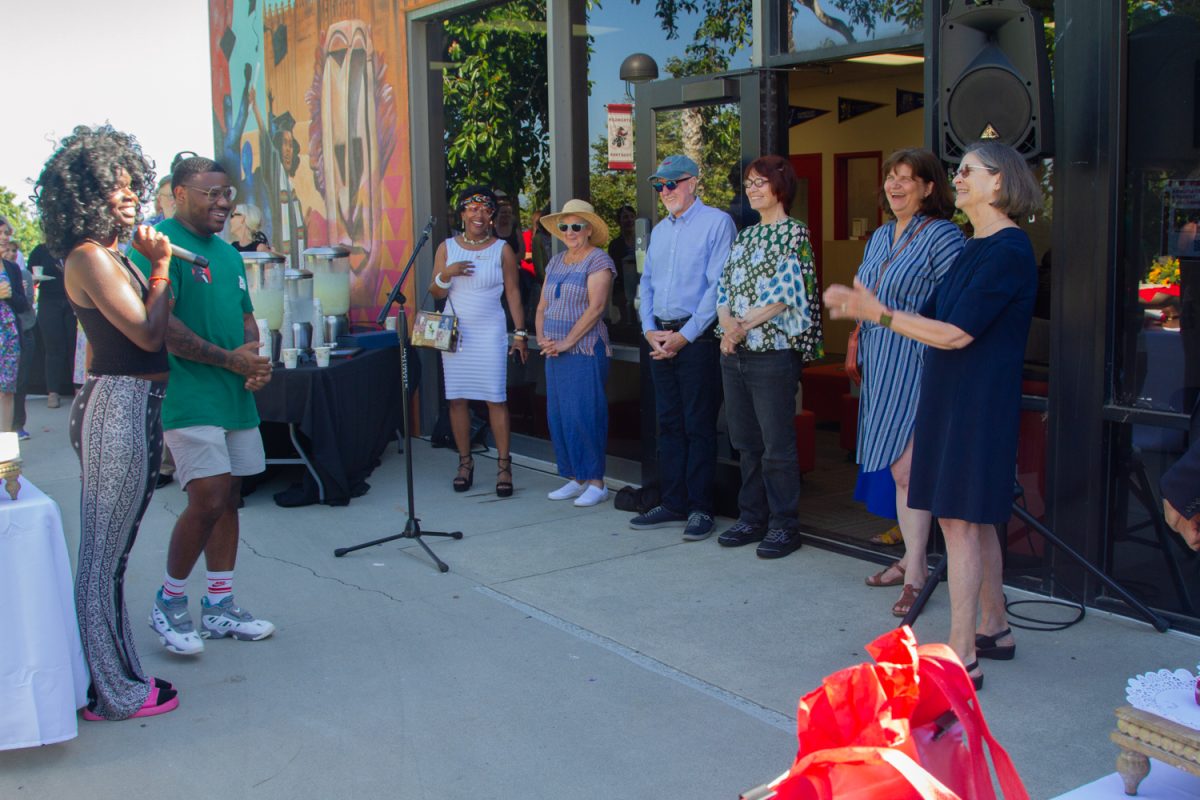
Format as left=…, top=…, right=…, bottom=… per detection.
left=170, top=244, right=209, bottom=268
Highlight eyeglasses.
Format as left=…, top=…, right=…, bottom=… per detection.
left=651, top=176, right=693, bottom=193
left=743, top=177, right=769, bottom=189
left=954, top=163, right=998, bottom=179
left=183, top=184, right=237, bottom=203
left=557, top=222, right=588, bottom=233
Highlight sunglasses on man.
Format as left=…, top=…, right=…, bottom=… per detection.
left=557, top=222, right=588, bottom=233
left=651, top=176, right=694, bottom=193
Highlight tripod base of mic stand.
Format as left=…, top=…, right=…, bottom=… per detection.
left=334, top=518, right=463, bottom=573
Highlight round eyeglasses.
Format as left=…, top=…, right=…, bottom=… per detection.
left=651, top=176, right=693, bottom=193
left=557, top=222, right=588, bottom=233
left=743, top=177, right=770, bottom=189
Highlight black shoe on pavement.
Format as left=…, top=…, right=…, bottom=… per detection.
left=682, top=512, right=715, bottom=541
left=756, top=528, right=802, bottom=559
left=629, top=505, right=688, bottom=530
left=718, top=521, right=767, bottom=547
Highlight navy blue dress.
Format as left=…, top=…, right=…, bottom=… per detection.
left=907, top=228, right=1037, bottom=524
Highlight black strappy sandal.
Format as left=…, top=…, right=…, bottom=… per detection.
left=453, top=455, right=474, bottom=492
left=496, top=456, right=513, bottom=498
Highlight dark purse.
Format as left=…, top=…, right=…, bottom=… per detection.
left=844, top=218, right=935, bottom=387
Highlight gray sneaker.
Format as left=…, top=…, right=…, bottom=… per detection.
left=149, top=590, right=205, bottom=655
left=682, top=511, right=715, bottom=541
left=200, top=596, right=276, bottom=641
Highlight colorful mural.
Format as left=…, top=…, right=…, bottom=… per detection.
left=207, top=0, right=422, bottom=324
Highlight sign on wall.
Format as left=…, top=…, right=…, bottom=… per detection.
left=607, top=103, right=633, bottom=170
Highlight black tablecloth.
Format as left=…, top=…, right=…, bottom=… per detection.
left=255, top=346, right=411, bottom=505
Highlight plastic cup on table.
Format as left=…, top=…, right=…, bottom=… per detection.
left=314, top=346, right=331, bottom=367
left=282, top=348, right=300, bottom=369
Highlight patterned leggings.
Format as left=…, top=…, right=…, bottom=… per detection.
left=69, top=375, right=166, bottom=720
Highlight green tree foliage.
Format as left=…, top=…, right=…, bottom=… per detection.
left=441, top=0, right=550, bottom=212
left=0, top=187, right=43, bottom=255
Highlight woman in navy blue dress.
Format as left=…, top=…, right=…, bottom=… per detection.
left=825, top=141, right=1041, bottom=690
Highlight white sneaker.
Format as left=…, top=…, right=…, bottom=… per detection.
left=200, top=596, right=276, bottom=641
left=548, top=480, right=584, bottom=500
left=573, top=485, right=610, bottom=507
left=149, top=590, right=205, bottom=655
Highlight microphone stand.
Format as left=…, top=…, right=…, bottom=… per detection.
left=334, top=218, right=463, bottom=572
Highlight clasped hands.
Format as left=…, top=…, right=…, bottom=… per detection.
left=646, top=329, right=687, bottom=360
left=230, top=341, right=273, bottom=392
left=1163, top=498, right=1200, bottom=551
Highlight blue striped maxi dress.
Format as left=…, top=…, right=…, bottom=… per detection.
left=855, top=216, right=965, bottom=472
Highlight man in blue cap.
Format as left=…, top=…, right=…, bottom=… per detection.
left=631, top=154, right=736, bottom=540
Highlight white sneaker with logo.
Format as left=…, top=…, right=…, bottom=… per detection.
left=149, top=590, right=205, bottom=655
left=200, top=596, right=276, bottom=641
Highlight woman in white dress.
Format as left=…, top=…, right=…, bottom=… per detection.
left=429, top=186, right=528, bottom=496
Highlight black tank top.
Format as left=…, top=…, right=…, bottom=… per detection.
left=68, top=246, right=169, bottom=376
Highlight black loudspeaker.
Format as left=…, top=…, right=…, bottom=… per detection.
left=938, top=0, right=1053, bottom=161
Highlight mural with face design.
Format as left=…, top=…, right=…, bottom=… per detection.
left=305, top=19, right=397, bottom=310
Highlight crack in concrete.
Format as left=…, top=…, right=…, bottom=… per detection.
left=486, top=539, right=683, bottom=585
left=238, top=538, right=407, bottom=605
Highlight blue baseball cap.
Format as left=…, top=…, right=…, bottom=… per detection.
left=649, top=154, right=699, bottom=182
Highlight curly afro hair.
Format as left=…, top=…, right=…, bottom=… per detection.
left=34, top=125, right=155, bottom=258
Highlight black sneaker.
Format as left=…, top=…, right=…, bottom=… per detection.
left=629, top=505, right=688, bottom=530
left=682, top=512, right=715, bottom=541
left=756, top=528, right=802, bottom=559
left=718, top=521, right=767, bottom=547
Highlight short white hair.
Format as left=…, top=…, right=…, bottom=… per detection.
left=235, top=203, right=263, bottom=233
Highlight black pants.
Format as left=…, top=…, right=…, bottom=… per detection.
left=38, top=296, right=77, bottom=395
left=13, top=327, right=37, bottom=429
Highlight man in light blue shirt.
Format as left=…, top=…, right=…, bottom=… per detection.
left=631, top=155, right=735, bottom=540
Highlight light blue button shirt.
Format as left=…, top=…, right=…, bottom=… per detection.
left=639, top=198, right=736, bottom=343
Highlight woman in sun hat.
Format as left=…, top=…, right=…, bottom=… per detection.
left=535, top=199, right=617, bottom=507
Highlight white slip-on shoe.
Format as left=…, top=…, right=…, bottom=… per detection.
left=548, top=480, right=584, bottom=500
left=573, top=485, right=610, bottom=507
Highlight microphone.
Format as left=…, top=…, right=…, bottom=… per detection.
left=170, top=244, right=209, bottom=268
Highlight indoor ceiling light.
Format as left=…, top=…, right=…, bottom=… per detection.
left=846, top=53, right=925, bottom=66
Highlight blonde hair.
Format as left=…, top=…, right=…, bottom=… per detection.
left=234, top=203, right=263, bottom=233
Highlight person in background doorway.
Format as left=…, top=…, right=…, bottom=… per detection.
left=631, top=155, right=735, bottom=541
left=853, top=148, right=965, bottom=617
left=536, top=199, right=616, bottom=507
left=607, top=205, right=636, bottom=329
left=716, top=155, right=822, bottom=559
left=30, top=240, right=78, bottom=410
left=826, top=140, right=1041, bottom=689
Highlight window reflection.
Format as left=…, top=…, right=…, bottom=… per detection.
left=784, top=1, right=922, bottom=54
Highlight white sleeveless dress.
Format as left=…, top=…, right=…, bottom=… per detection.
left=441, top=238, right=507, bottom=402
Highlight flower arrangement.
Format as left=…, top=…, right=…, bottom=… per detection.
left=1146, top=255, right=1181, bottom=287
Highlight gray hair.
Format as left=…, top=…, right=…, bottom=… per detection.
left=965, top=141, right=1041, bottom=219
left=235, top=203, right=263, bottom=233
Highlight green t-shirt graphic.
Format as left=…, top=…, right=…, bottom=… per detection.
left=130, top=218, right=259, bottom=431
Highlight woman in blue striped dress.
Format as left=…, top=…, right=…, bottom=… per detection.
left=854, top=149, right=964, bottom=617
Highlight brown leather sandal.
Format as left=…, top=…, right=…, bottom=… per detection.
left=865, top=560, right=905, bottom=588
left=891, top=584, right=921, bottom=617
left=453, top=455, right=474, bottom=492
left=496, top=456, right=513, bottom=498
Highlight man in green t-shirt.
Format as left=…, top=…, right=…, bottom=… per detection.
left=131, top=156, right=275, bottom=656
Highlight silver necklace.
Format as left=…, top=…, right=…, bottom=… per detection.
left=971, top=217, right=1009, bottom=239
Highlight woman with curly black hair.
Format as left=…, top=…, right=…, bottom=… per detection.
left=35, top=124, right=179, bottom=720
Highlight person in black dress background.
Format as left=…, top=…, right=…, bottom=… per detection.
left=825, top=141, right=1041, bottom=690
left=29, top=242, right=77, bottom=408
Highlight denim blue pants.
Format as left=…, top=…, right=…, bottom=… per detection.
left=650, top=338, right=720, bottom=515
left=720, top=348, right=803, bottom=530
left=546, top=343, right=609, bottom=481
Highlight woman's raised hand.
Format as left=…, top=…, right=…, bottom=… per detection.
left=445, top=260, right=475, bottom=278
left=824, top=277, right=880, bottom=321
left=132, top=226, right=173, bottom=273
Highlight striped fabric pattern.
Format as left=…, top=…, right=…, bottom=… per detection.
left=855, top=216, right=965, bottom=471
left=441, top=238, right=508, bottom=402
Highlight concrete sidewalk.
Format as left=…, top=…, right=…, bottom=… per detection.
left=3, top=396, right=1198, bottom=799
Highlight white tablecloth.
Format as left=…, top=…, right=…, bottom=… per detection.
left=0, top=476, right=88, bottom=750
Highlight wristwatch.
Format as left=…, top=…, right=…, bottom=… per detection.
left=879, top=308, right=894, bottom=328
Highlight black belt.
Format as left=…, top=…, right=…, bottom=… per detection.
left=654, top=316, right=691, bottom=332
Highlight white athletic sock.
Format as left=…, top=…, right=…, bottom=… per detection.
left=205, top=571, right=234, bottom=606
left=162, top=573, right=187, bottom=600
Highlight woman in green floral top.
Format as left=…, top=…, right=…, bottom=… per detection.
left=715, top=154, right=822, bottom=559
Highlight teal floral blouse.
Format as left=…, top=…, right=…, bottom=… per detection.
left=716, top=217, right=823, bottom=360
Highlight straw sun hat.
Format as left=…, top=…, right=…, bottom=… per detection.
left=540, top=199, right=610, bottom=247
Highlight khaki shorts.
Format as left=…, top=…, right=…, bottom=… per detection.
left=163, top=425, right=266, bottom=489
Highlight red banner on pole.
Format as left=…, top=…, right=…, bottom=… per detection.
left=607, top=103, right=634, bottom=170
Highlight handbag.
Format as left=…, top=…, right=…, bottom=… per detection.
left=411, top=295, right=460, bottom=352
left=844, top=218, right=936, bottom=386
left=740, top=626, right=1028, bottom=800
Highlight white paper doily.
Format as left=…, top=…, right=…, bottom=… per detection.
left=1126, top=668, right=1200, bottom=730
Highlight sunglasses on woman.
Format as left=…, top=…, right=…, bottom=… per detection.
left=954, top=163, right=999, bottom=179
left=557, top=222, right=588, bottom=232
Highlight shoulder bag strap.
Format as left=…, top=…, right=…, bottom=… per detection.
left=870, top=217, right=937, bottom=295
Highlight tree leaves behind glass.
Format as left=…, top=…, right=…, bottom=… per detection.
left=442, top=0, right=550, bottom=215
left=0, top=187, right=44, bottom=256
